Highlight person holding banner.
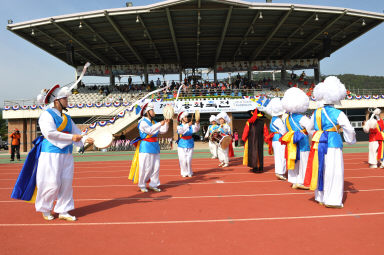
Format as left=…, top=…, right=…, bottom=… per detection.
left=281, top=87, right=312, bottom=189
left=129, top=102, right=169, bottom=192
left=204, top=115, right=219, bottom=159
left=304, top=77, right=356, bottom=208
left=216, top=112, right=231, bottom=167
left=363, top=108, right=384, bottom=168
left=11, top=84, right=93, bottom=221
left=177, top=111, right=200, bottom=177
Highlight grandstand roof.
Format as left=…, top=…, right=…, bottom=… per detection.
left=7, top=0, right=384, bottom=70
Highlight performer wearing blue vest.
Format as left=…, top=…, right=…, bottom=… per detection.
left=216, top=112, right=231, bottom=167
left=36, top=84, right=93, bottom=221
left=136, top=103, right=169, bottom=192
left=281, top=88, right=312, bottom=189
left=177, top=111, right=200, bottom=177
left=267, top=98, right=287, bottom=180
left=305, top=77, right=356, bottom=208
left=204, top=115, right=219, bottom=159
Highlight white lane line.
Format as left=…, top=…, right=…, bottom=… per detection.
left=1, top=175, right=384, bottom=188
left=1, top=188, right=384, bottom=203
left=0, top=212, right=383, bottom=227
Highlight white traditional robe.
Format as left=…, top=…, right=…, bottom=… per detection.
left=177, top=123, right=200, bottom=177
left=35, top=108, right=86, bottom=214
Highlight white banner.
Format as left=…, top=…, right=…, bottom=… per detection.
left=154, top=99, right=257, bottom=114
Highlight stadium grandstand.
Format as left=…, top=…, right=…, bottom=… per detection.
left=3, top=0, right=384, bottom=152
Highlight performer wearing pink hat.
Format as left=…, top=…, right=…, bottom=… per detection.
left=177, top=111, right=200, bottom=177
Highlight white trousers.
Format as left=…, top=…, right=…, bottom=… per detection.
left=138, top=153, right=160, bottom=189
left=178, top=147, right=194, bottom=176
left=35, top=152, right=74, bottom=214
left=288, top=151, right=310, bottom=184
left=209, top=141, right=218, bottom=158
left=315, top=148, right=344, bottom=207
left=218, top=146, right=229, bottom=164
left=368, top=141, right=379, bottom=165
left=272, top=141, right=286, bottom=175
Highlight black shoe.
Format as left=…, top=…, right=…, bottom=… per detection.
left=10, top=159, right=14, bottom=162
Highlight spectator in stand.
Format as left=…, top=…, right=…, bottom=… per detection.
left=291, top=72, right=297, bottom=81
left=156, top=78, right=161, bottom=87
left=128, top=76, right=132, bottom=85
left=299, top=71, right=306, bottom=82
left=10, top=128, right=21, bottom=161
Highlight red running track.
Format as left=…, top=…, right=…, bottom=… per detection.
left=0, top=153, right=384, bottom=255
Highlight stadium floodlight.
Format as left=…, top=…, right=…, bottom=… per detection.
left=251, top=26, right=255, bottom=34
left=362, top=19, right=366, bottom=26
left=31, top=29, right=35, bottom=36
left=126, top=2, right=133, bottom=7
left=315, top=14, right=319, bottom=21
left=136, top=15, right=140, bottom=23
left=259, top=12, right=263, bottom=19
left=7, top=19, right=13, bottom=24
left=79, top=21, right=83, bottom=29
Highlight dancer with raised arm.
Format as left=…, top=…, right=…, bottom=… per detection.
left=363, top=108, right=384, bottom=168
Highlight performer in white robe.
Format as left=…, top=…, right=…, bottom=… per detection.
left=266, top=98, right=287, bottom=180
left=35, top=84, right=94, bottom=221
left=216, top=112, right=231, bottom=167
left=177, top=112, right=200, bottom=177
left=281, top=88, right=313, bottom=189
left=363, top=108, right=384, bottom=168
left=130, top=103, right=169, bottom=192
left=204, top=115, right=219, bottom=159
left=305, top=76, right=356, bottom=208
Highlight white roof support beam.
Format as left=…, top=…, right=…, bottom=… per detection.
left=82, top=20, right=129, bottom=64
left=232, top=10, right=261, bottom=60
left=50, top=18, right=111, bottom=65
left=166, top=7, right=181, bottom=65
left=251, top=7, right=293, bottom=60
left=104, top=11, right=145, bottom=64
left=137, top=15, right=163, bottom=63
left=285, top=11, right=346, bottom=59
left=33, top=27, right=89, bottom=63
left=268, top=13, right=315, bottom=58
left=214, top=6, right=233, bottom=63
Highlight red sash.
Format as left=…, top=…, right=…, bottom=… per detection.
left=181, top=136, right=192, bottom=140
left=143, top=137, right=158, bottom=142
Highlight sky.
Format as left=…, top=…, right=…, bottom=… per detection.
left=1, top=0, right=384, bottom=105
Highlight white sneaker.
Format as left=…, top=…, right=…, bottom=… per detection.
left=181, top=175, right=187, bottom=178
left=222, top=164, right=229, bottom=168
left=380, top=164, right=384, bottom=169
left=42, top=212, right=54, bottom=221
left=187, top=174, right=193, bottom=177
left=149, top=187, right=161, bottom=192
left=218, top=163, right=224, bottom=167
left=140, top=188, right=149, bottom=192
left=59, top=213, right=77, bottom=221
left=369, top=164, right=378, bottom=168
left=211, top=156, right=216, bottom=159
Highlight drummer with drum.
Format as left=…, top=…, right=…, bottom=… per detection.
left=177, top=111, right=200, bottom=177
left=205, top=115, right=219, bottom=159
left=216, top=112, right=232, bottom=168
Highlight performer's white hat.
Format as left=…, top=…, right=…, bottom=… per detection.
left=36, top=84, right=72, bottom=105
left=266, top=98, right=285, bottom=116
left=140, top=102, right=155, bottom=117
left=282, top=87, right=309, bottom=113
left=209, top=115, right=217, bottom=123
left=177, top=111, right=189, bottom=122
left=314, top=76, right=346, bottom=105
left=216, top=112, right=230, bottom=124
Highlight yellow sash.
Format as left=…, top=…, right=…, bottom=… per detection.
left=281, top=117, right=297, bottom=170
left=243, top=122, right=249, bottom=166
left=128, top=120, right=154, bottom=184
left=27, top=113, right=68, bottom=203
